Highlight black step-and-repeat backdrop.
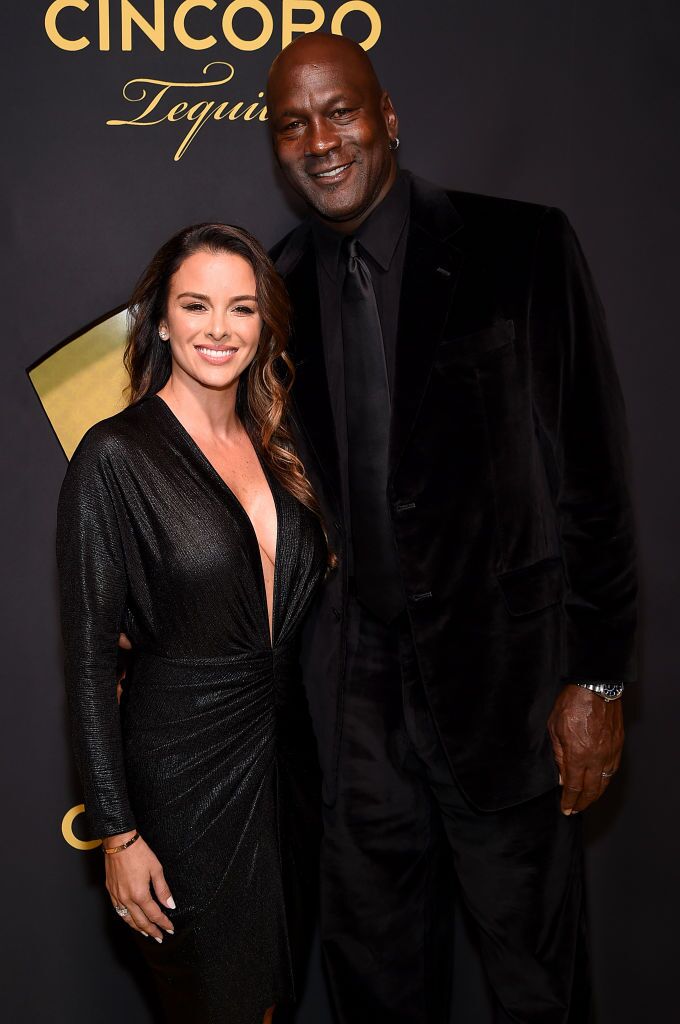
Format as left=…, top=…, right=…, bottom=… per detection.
left=3, top=2, right=678, bottom=1020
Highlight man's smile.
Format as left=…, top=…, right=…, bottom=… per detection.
left=309, top=160, right=355, bottom=183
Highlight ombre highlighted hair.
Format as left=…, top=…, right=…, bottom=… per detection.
left=124, top=222, right=327, bottom=543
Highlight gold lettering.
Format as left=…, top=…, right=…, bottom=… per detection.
left=222, top=0, right=273, bottom=51
left=331, top=0, right=381, bottom=50
left=107, top=78, right=175, bottom=125
left=213, top=100, right=232, bottom=120
left=61, top=804, right=101, bottom=851
left=174, top=0, right=217, bottom=50
left=98, top=0, right=110, bottom=49
left=167, top=101, right=190, bottom=121
left=213, top=96, right=267, bottom=123
left=176, top=99, right=217, bottom=152
left=227, top=101, right=244, bottom=119
left=107, top=62, right=255, bottom=160
left=282, top=0, right=324, bottom=47
left=187, top=98, right=215, bottom=120
left=121, top=0, right=165, bottom=52
left=44, top=0, right=90, bottom=51
left=243, top=90, right=265, bottom=119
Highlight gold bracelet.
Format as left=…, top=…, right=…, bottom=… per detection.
left=102, top=832, right=140, bottom=855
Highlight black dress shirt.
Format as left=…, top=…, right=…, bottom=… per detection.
left=312, top=170, right=411, bottom=576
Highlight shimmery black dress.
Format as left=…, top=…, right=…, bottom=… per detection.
left=56, top=395, right=325, bottom=1023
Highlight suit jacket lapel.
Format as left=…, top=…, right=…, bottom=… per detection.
left=389, top=177, right=464, bottom=476
left=275, top=228, right=341, bottom=509
left=275, top=177, right=466, bottom=498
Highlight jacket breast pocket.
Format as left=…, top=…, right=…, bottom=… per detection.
left=438, top=318, right=551, bottom=570
left=435, top=319, right=515, bottom=369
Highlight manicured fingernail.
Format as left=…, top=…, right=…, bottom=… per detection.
left=141, top=931, right=149, bottom=937
left=165, top=897, right=176, bottom=909
left=563, top=809, right=572, bottom=816
left=559, top=775, right=563, bottom=785
left=164, top=928, right=174, bottom=935
left=155, top=936, right=163, bottom=944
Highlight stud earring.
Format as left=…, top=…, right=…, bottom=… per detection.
left=389, top=137, right=400, bottom=151
left=159, top=327, right=169, bottom=341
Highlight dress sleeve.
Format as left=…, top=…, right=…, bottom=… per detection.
left=56, top=428, right=136, bottom=837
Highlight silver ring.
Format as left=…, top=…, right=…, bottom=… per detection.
left=114, top=905, right=130, bottom=918
left=601, top=770, right=616, bottom=778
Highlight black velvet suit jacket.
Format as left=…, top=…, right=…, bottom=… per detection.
left=271, top=174, right=637, bottom=811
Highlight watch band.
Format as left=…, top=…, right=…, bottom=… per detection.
left=575, top=681, right=624, bottom=702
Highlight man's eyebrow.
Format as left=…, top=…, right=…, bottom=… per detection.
left=276, top=95, right=357, bottom=119
left=275, top=109, right=310, bottom=122
left=325, top=94, right=356, bottom=105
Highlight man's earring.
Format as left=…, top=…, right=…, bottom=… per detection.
left=389, top=137, right=400, bottom=151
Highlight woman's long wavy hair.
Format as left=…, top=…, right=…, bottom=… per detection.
left=124, top=223, right=329, bottom=553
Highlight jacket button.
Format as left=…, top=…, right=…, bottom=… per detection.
left=333, top=520, right=343, bottom=533
left=331, top=606, right=342, bottom=621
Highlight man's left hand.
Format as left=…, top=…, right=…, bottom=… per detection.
left=548, top=684, right=624, bottom=815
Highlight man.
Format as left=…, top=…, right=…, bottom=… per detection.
left=265, top=32, right=636, bottom=1024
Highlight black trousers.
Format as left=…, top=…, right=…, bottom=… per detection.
left=320, top=601, right=590, bottom=1024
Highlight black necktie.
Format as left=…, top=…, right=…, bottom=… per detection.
left=342, top=238, right=404, bottom=622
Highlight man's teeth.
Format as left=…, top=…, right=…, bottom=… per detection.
left=315, top=163, right=351, bottom=178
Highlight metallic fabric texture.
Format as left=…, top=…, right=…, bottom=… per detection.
left=57, top=394, right=325, bottom=1022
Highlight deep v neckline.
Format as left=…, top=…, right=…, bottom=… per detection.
left=152, top=394, right=280, bottom=646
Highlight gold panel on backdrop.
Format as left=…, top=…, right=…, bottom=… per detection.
left=28, top=309, right=128, bottom=459
left=61, top=804, right=102, bottom=852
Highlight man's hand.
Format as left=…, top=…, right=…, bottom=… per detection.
left=548, top=683, right=624, bottom=815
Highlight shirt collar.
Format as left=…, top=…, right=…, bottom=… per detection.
left=312, top=169, right=410, bottom=281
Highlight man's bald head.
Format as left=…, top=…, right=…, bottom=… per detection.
left=268, top=32, right=383, bottom=109
left=267, top=33, right=399, bottom=232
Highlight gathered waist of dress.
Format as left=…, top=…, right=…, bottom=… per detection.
left=132, top=642, right=296, bottom=667
left=126, top=642, right=299, bottom=689
left=121, top=643, right=303, bottom=729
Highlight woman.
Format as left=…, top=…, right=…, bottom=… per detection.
left=57, top=224, right=327, bottom=1023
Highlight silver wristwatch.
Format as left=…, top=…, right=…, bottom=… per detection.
left=575, top=681, right=624, bottom=702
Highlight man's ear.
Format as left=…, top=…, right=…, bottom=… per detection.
left=382, top=92, right=399, bottom=141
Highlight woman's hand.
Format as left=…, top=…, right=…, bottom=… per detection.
left=116, top=632, right=132, bottom=704
left=103, top=831, right=176, bottom=942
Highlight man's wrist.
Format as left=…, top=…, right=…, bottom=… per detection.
left=574, top=681, right=624, bottom=702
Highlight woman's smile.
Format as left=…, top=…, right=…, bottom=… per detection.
left=194, top=345, right=240, bottom=363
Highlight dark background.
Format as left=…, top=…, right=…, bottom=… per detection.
left=2, top=1, right=678, bottom=1020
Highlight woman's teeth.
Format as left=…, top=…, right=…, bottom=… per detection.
left=196, top=347, right=236, bottom=360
